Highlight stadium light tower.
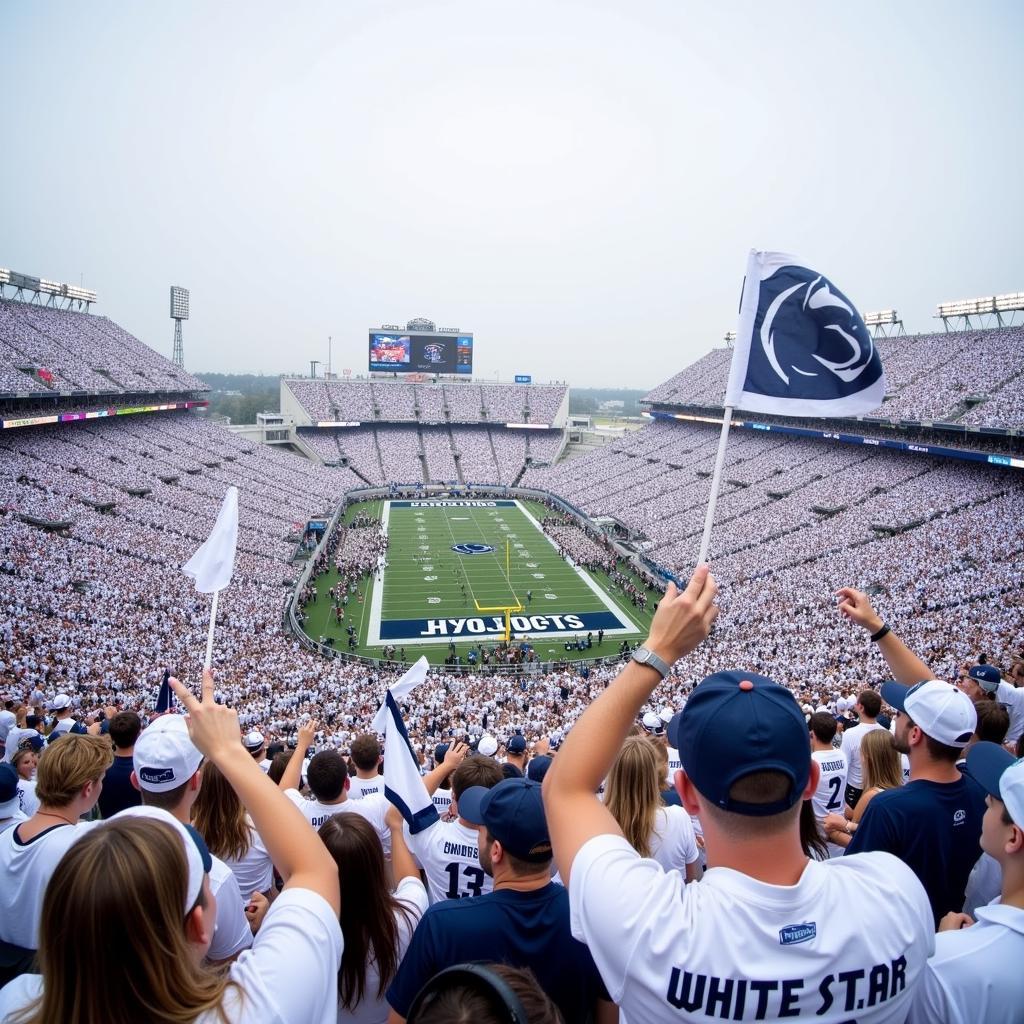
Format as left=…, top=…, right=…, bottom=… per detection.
left=170, top=286, right=190, bottom=368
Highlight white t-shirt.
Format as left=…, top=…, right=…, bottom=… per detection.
left=15, top=779, right=39, bottom=819
left=405, top=818, right=493, bottom=904
left=997, top=681, right=1024, bottom=745
left=0, top=710, right=15, bottom=745
left=349, top=776, right=384, bottom=800
left=209, top=854, right=255, bottom=961
left=0, top=820, right=96, bottom=949
left=337, top=876, right=428, bottom=1024
left=284, top=790, right=390, bottom=855
left=648, top=805, right=700, bottom=873
left=432, top=790, right=453, bottom=816
left=225, top=823, right=275, bottom=898
left=569, top=833, right=933, bottom=1023
left=811, top=750, right=849, bottom=820
left=665, top=745, right=682, bottom=788
left=908, top=901, right=1024, bottom=1024
left=841, top=722, right=883, bottom=788
left=0, top=888, right=343, bottom=1024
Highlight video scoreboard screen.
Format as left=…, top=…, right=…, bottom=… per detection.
left=369, top=331, right=473, bottom=375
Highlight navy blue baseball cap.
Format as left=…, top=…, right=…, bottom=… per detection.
left=667, top=671, right=810, bottom=817
left=434, top=743, right=450, bottom=763
left=507, top=735, right=527, bottom=755
left=526, top=755, right=553, bottom=783
left=457, top=777, right=552, bottom=863
left=968, top=664, right=1001, bottom=694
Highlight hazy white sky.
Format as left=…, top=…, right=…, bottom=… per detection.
left=2, top=1, right=1022, bottom=389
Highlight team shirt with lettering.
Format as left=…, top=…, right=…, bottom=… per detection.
left=284, top=789, right=390, bottom=853
left=811, top=748, right=849, bottom=856
left=570, top=833, right=933, bottom=1023
left=405, top=817, right=493, bottom=904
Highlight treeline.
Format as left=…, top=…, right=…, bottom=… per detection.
left=568, top=388, right=649, bottom=417
left=195, top=373, right=280, bottom=424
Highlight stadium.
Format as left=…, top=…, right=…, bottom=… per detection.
left=1, top=283, right=1020, bottom=694
left=3, top=4, right=1024, bottom=1019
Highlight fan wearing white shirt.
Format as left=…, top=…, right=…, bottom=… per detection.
left=543, top=568, right=934, bottom=1024
left=909, top=742, right=1024, bottom=1024
left=840, top=689, right=884, bottom=808
left=808, top=713, right=848, bottom=857
left=349, top=733, right=385, bottom=800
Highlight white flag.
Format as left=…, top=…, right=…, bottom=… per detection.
left=182, top=486, right=239, bottom=593
left=375, top=657, right=438, bottom=835
left=725, top=250, right=886, bottom=418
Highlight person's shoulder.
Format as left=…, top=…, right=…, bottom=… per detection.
left=826, top=851, right=928, bottom=906
left=0, top=972, right=42, bottom=1017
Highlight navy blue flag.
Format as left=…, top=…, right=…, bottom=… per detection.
left=725, top=251, right=886, bottom=417
left=155, top=670, right=174, bottom=714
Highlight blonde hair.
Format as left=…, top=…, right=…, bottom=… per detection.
left=605, top=735, right=661, bottom=858
left=12, top=817, right=239, bottom=1024
left=192, top=760, right=252, bottom=861
left=861, top=729, right=902, bottom=792
left=34, top=733, right=113, bottom=807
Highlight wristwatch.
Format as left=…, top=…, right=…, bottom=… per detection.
left=631, top=646, right=671, bottom=680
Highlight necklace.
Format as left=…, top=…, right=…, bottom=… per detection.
left=35, top=810, right=77, bottom=827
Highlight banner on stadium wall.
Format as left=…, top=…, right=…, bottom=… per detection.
left=649, top=410, right=1024, bottom=470
left=1, top=400, right=208, bottom=430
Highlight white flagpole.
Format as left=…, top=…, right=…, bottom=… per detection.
left=696, top=407, right=733, bottom=565
left=204, top=590, right=219, bottom=670
left=696, top=249, right=760, bottom=567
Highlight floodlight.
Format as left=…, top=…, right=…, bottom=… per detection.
left=995, top=292, right=1024, bottom=312
left=863, top=310, right=898, bottom=326
left=0, top=269, right=9, bottom=285
left=170, top=286, right=190, bottom=321
left=724, top=331, right=737, bottom=342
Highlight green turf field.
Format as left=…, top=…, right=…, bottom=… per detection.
left=299, top=498, right=656, bottom=665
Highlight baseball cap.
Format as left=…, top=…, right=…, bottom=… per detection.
left=0, top=763, right=19, bottom=818
left=113, top=806, right=212, bottom=912
left=968, top=664, right=1001, bottom=695
left=507, top=735, right=527, bottom=755
left=966, top=742, right=1024, bottom=826
left=641, top=711, right=664, bottom=735
left=659, top=706, right=674, bottom=724
left=51, top=693, right=71, bottom=711
left=667, top=671, right=810, bottom=817
left=243, top=730, right=265, bottom=753
left=881, top=680, right=976, bottom=747
left=133, top=715, right=203, bottom=792
left=458, top=777, right=552, bottom=863
left=478, top=734, right=499, bottom=757
left=434, top=743, right=450, bottom=763
left=526, top=754, right=553, bottom=783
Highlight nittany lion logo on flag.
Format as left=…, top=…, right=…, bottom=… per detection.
left=725, top=252, right=886, bottom=418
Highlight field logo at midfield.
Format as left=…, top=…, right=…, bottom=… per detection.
left=451, top=543, right=494, bottom=555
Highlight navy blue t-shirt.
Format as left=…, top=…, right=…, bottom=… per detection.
left=97, top=754, right=142, bottom=819
left=387, top=881, right=607, bottom=1021
left=846, top=774, right=986, bottom=925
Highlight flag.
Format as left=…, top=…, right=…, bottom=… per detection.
left=155, top=670, right=174, bottom=714
left=724, top=251, right=886, bottom=418
left=182, top=486, right=238, bottom=593
left=375, top=657, right=438, bottom=835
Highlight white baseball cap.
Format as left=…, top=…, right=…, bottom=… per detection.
left=133, top=715, right=203, bottom=792
left=51, top=693, right=71, bottom=710
left=881, top=680, right=976, bottom=747
left=477, top=734, right=499, bottom=757
left=242, top=730, right=265, bottom=752
left=112, top=806, right=212, bottom=912
left=641, top=711, right=664, bottom=735
left=658, top=706, right=674, bottom=724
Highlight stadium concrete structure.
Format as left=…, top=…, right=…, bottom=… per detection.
left=0, top=272, right=1022, bottom=692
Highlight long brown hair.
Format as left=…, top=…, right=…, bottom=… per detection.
left=861, top=729, right=902, bottom=792
left=192, top=759, right=252, bottom=861
left=318, top=814, right=417, bottom=1010
left=605, top=735, right=660, bottom=858
left=12, top=817, right=237, bottom=1024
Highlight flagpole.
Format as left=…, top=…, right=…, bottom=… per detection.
left=204, top=590, right=219, bottom=670
left=696, top=407, right=733, bottom=565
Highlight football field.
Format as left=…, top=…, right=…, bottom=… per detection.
left=368, top=499, right=645, bottom=648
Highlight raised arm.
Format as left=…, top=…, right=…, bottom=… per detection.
left=421, top=740, right=469, bottom=795
left=836, top=588, right=933, bottom=685
left=278, top=718, right=318, bottom=792
left=543, top=567, right=718, bottom=885
left=172, top=673, right=339, bottom=915
left=385, top=803, right=421, bottom=884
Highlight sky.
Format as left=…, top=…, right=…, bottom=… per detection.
left=2, top=1, right=1022, bottom=390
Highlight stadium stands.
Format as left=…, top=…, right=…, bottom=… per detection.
left=643, top=327, right=1024, bottom=427
left=0, top=299, right=205, bottom=396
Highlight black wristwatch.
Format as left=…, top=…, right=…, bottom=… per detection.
left=631, top=646, right=670, bottom=679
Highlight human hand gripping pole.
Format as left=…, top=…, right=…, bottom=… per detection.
left=543, top=565, right=718, bottom=886
left=170, top=670, right=339, bottom=915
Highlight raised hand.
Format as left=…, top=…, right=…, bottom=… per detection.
left=836, top=587, right=884, bottom=634
left=646, top=565, right=719, bottom=666
left=169, top=668, right=241, bottom=762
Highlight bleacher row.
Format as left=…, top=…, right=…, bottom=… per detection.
left=299, top=425, right=565, bottom=486
left=286, top=378, right=567, bottom=426
left=0, top=300, right=205, bottom=396
left=643, top=327, right=1024, bottom=427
